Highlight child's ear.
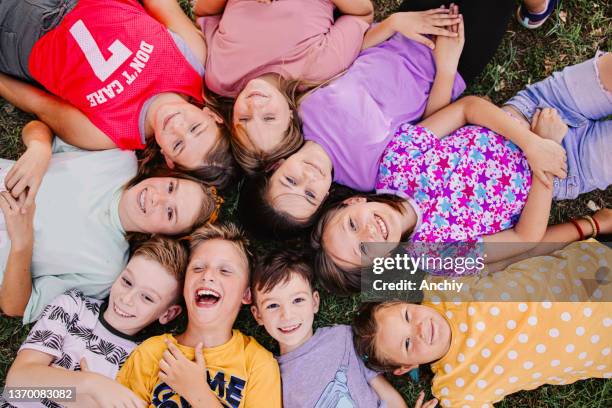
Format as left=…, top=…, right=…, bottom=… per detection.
left=250, top=305, right=264, bottom=326
left=393, top=365, right=418, bottom=376
left=242, top=287, right=252, bottom=305
left=312, top=290, right=320, bottom=314
left=343, top=196, right=367, bottom=206
left=158, top=304, right=182, bottom=325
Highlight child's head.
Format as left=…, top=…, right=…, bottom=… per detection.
left=237, top=142, right=333, bottom=239
left=231, top=76, right=306, bottom=175
left=145, top=100, right=238, bottom=190
left=121, top=169, right=223, bottom=236
left=250, top=249, right=319, bottom=354
left=311, top=194, right=408, bottom=294
left=353, top=301, right=452, bottom=375
left=183, top=222, right=253, bottom=330
left=105, top=236, right=188, bottom=335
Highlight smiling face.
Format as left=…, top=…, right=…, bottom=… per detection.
left=183, top=239, right=251, bottom=330
left=154, top=101, right=224, bottom=170
left=375, top=302, right=452, bottom=374
left=119, top=177, right=206, bottom=235
left=266, top=143, right=333, bottom=222
left=322, top=197, right=407, bottom=270
left=233, top=77, right=293, bottom=154
left=104, top=255, right=181, bottom=336
left=251, top=273, right=320, bottom=354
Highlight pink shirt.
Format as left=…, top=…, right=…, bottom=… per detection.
left=199, top=0, right=369, bottom=97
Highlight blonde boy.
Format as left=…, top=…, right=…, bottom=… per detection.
left=117, top=222, right=281, bottom=408
left=4, top=236, right=187, bottom=407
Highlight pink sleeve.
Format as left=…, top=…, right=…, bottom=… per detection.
left=312, top=15, right=369, bottom=79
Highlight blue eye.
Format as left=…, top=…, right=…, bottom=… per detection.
left=286, top=177, right=296, bottom=186
left=266, top=303, right=279, bottom=310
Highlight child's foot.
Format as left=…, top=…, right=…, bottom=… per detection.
left=530, top=107, right=568, bottom=144
left=517, top=0, right=558, bottom=29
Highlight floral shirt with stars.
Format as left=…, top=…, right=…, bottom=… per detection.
left=376, top=123, right=532, bottom=243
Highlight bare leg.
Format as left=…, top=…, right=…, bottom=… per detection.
left=523, top=0, right=548, bottom=13
left=0, top=73, right=115, bottom=150
left=596, top=52, right=612, bottom=93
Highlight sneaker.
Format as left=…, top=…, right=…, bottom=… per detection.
left=516, top=0, right=558, bottom=29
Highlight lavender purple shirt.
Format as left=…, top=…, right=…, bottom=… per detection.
left=300, top=33, right=466, bottom=191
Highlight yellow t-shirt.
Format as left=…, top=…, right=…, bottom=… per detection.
left=117, top=330, right=281, bottom=408
left=426, top=240, right=612, bottom=407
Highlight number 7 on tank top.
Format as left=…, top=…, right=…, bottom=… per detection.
left=69, top=20, right=133, bottom=82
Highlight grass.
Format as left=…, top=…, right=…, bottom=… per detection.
left=1, top=0, right=611, bottom=406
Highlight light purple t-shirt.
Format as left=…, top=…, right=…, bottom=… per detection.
left=277, top=325, right=384, bottom=408
left=301, top=33, right=466, bottom=191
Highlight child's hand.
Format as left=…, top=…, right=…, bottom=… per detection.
left=432, top=4, right=464, bottom=75
left=389, top=6, right=461, bottom=50
left=159, top=341, right=209, bottom=402
left=414, top=391, right=438, bottom=408
left=523, top=136, right=568, bottom=189
left=80, top=358, right=146, bottom=408
left=0, top=191, right=35, bottom=251
left=4, top=140, right=51, bottom=209
left=530, top=108, right=568, bottom=144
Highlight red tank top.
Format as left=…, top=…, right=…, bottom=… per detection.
left=29, top=0, right=204, bottom=150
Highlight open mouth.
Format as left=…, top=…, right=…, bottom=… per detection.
left=195, top=287, right=222, bottom=307
left=278, top=323, right=302, bottom=334
left=374, top=214, right=389, bottom=240
left=138, top=188, right=147, bottom=214
left=113, top=302, right=135, bottom=318
left=163, top=112, right=180, bottom=130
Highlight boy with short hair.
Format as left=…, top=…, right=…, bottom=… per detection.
left=250, top=249, right=423, bottom=408
left=117, top=222, right=282, bottom=408
left=4, top=235, right=187, bottom=407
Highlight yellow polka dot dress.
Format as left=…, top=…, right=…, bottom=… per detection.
left=427, top=240, right=612, bottom=407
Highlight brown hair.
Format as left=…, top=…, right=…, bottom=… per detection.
left=124, top=168, right=223, bottom=245
left=187, top=222, right=253, bottom=273
left=230, top=78, right=316, bottom=175
left=132, top=236, right=189, bottom=302
left=353, top=301, right=406, bottom=372
left=137, top=99, right=239, bottom=191
left=251, top=249, right=314, bottom=303
left=311, top=194, right=408, bottom=295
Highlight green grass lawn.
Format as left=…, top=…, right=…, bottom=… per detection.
left=1, top=0, right=611, bottom=406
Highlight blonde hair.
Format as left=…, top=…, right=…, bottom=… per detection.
left=132, top=236, right=188, bottom=302
left=230, top=78, right=320, bottom=175
left=187, top=222, right=253, bottom=271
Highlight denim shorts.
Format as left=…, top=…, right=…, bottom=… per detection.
left=505, top=51, right=612, bottom=200
left=0, top=0, right=77, bottom=81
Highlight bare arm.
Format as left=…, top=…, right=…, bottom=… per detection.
left=193, top=0, right=228, bottom=16
left=419, top=96, right=568, bottom=187
left=332, top=0, right=374, bottom=24
left=423, top=5, right=463, bottom=117
left=482, top=174, right=553, bottom=263
left=362, top=9, right=459, bottom=50
left=142, top=0, right=207, bottom=66
left=0, top=192, right=34, bottom=317
left=487, top=208, right=611, bottom=271
left=370, top=375, right=408, bottom=408
left=0, top=73, right=115, bottom=150
left=6, top=350, right=145, bottom=407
